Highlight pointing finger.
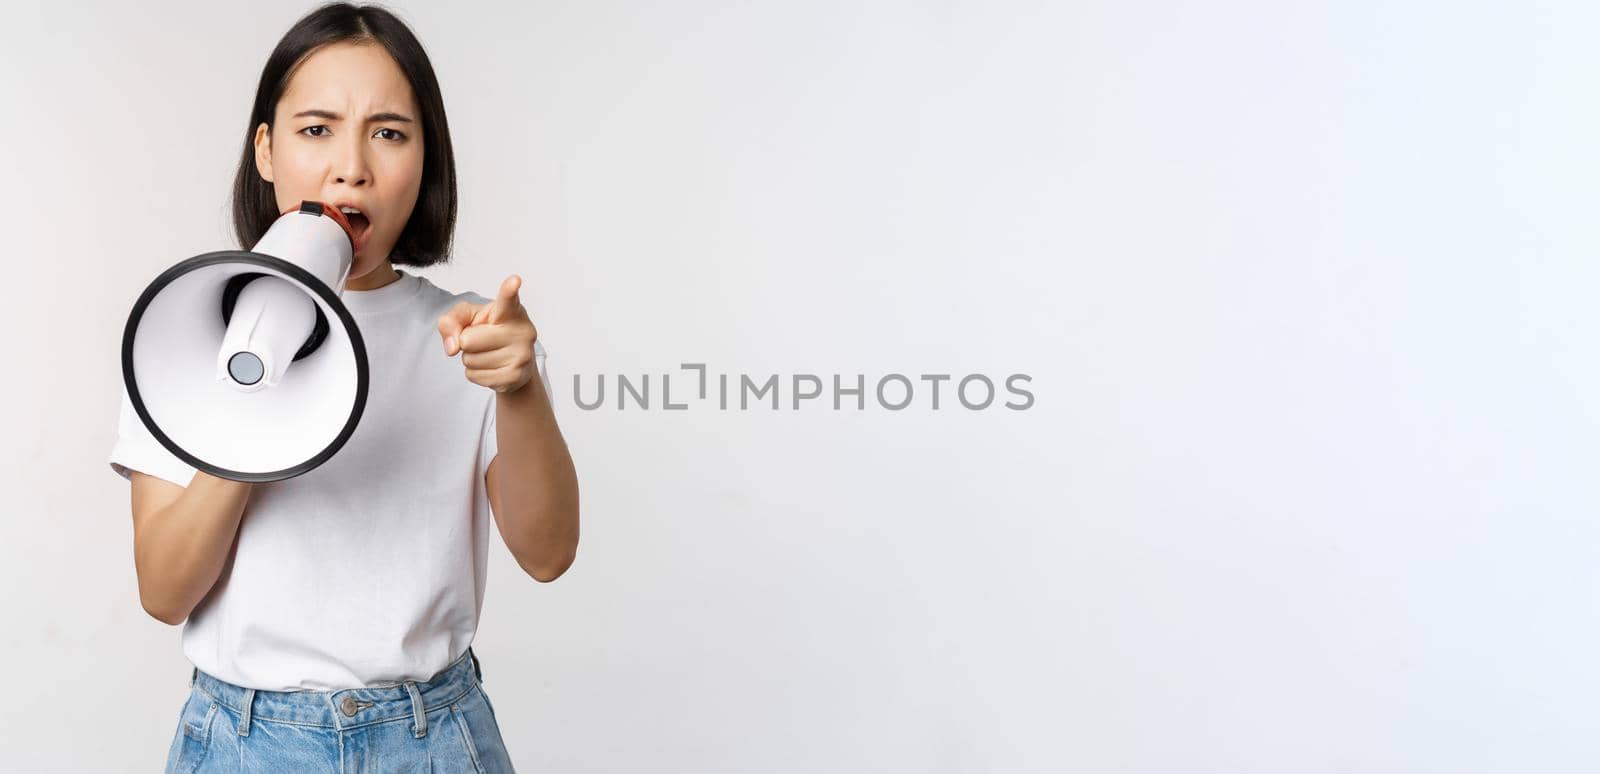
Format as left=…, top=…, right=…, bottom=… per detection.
left=487, top=275, right=523, bottom=324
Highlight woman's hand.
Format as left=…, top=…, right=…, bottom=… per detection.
left=437, top=274, right=541, bottom=394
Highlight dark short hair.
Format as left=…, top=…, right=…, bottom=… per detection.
left=231, top=2, right=457, bottom=267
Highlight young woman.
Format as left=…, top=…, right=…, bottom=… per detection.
left=107, top=4, right=579, bottom=771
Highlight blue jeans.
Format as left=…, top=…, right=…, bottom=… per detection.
left=165, top=648, right=515, bottom=773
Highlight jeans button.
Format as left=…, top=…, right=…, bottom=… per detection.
left=340, top=695, right=359, bottom=716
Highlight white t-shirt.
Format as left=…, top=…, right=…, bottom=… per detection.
left=108, top=268, right=550, bottom=691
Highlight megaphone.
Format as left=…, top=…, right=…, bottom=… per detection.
left=121, top=200, right=370, bottom=482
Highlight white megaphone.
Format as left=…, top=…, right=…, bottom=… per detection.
left=121, top=200, right=370, bottom=482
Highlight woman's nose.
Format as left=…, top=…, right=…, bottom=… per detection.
left=334, top=164, right=369, bottom=186
left=334, top=141, right=371, bottom=186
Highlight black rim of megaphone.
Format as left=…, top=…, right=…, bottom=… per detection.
left=121, top=250, right=370, bottom=483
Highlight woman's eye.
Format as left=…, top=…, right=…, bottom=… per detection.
left=299, top=126, right=404, bottom=140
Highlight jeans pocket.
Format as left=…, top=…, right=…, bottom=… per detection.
left=449, top=688, right=515, bottom=773
left=165, top=691, right=218, bottom=774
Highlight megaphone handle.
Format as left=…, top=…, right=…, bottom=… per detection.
left=220, top=273, right=332, bottom=363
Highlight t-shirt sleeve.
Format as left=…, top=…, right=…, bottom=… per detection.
left=108, top=387, right=198, bottom=487
left=479, top=338, right=551, bottom=470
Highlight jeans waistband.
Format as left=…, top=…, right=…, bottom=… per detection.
left=190, top=648, right=483, bottom=732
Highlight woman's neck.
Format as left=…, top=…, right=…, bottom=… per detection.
left=346, top=261, right=401, bottom=291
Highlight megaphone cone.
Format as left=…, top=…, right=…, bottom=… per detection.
left=121, top=201, right=370, bottom=482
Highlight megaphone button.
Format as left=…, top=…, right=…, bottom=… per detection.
left=228, top=351, right=265, bottom=386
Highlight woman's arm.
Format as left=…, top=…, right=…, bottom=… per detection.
left=128, top=471, right=254, bottom=624
left=485, top=376, right=580, bottom=582
left=438, top=275, right=580, bottom=582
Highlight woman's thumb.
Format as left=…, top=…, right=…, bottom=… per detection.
left=437, top=301, right=478, bottom=356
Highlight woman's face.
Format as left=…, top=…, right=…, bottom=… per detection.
left=253, top=41, right=424, bottom=283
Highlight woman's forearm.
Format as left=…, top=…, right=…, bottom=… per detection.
left=489, top=375, right=580, bottom=581
left=134, top=472, right=254, bottom=625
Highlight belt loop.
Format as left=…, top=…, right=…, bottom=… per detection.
left=470, top=647, right=483, bottom=682
left=239, top=688, right=256, bottom=737
left=405, top=681, right=427, bottom=738
left=189, top=667, right=197, bottom=689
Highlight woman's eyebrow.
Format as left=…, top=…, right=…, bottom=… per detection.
left=291, top=109, right=415, bottom=123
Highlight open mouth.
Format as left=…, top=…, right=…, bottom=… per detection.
left=338, top=206, right=373, bottom=251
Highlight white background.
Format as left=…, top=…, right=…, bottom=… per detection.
left=2, top=1, right=1597, bottom=771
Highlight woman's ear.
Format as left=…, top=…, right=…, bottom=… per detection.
left=253, top=122, right=275, bottom=183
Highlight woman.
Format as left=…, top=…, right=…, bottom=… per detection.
left=107, top=4, right=580, bottom=771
